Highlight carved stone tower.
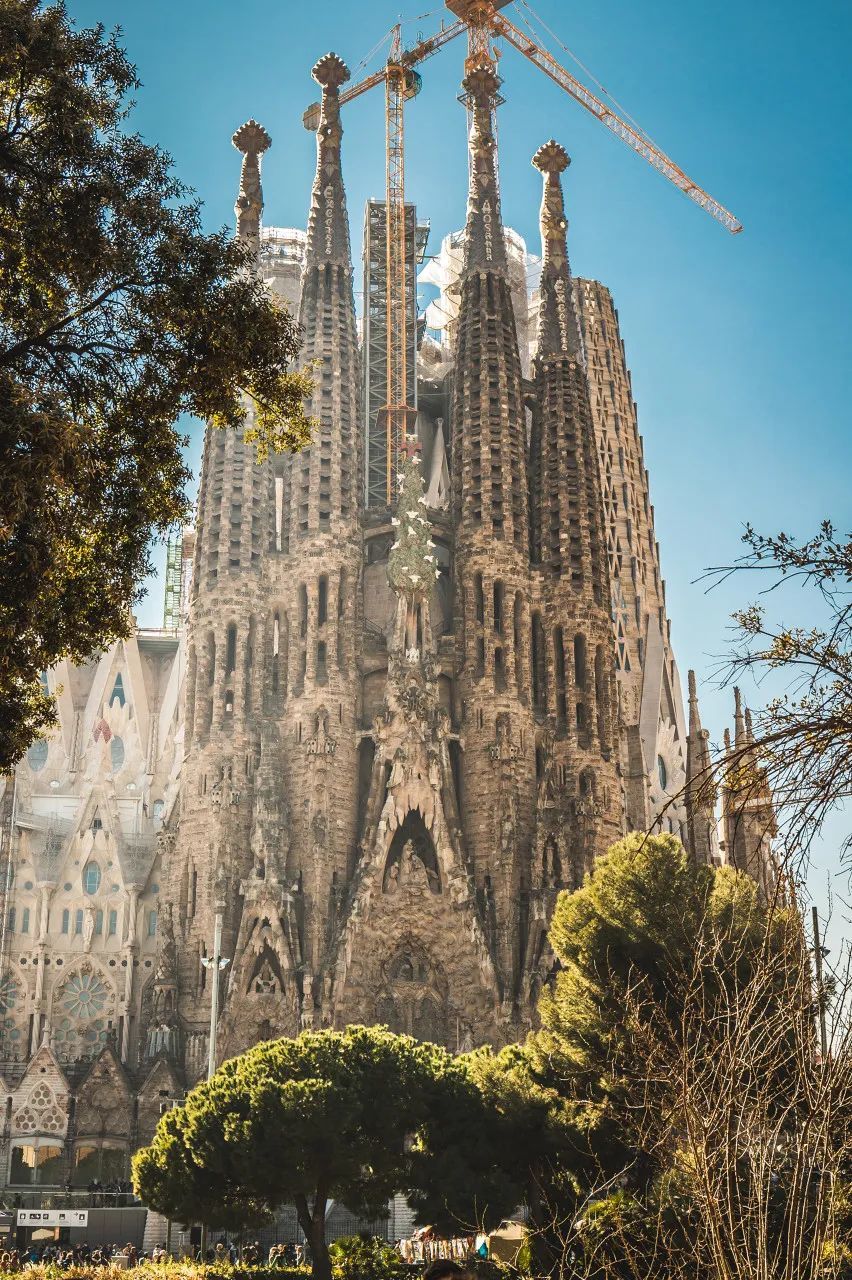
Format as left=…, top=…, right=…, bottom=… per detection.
left=450, top=65, right=537, bottom=1016
left=174, top=118, right=274, bottom=1077
left=527, top=140, right=622, bottom=962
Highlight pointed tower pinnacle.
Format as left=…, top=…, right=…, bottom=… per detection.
left=733, top=685, right=746, bottom=747
left=722, top=686, right=778, bottom=899
left=685, top=670, right=718, bottom=866
left=461, top=64, right=507, bottom=276
left=232, top=120, right=271, bottom=256
left=451, top=60, right=528, bottom=548
left=531, top=140, right=583, bottom=360
left=529, top=139, right=606, bottom=601
left=305, top=53, right=352, bottom=268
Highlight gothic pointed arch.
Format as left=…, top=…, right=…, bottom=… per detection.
left=74, top=1045, right=132, bottom=1142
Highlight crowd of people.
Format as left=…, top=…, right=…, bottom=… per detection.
left=0, top=1236, right=484, bottom=1271
left=0, top=1240, right=312, bottom=1268
left=188, top=1242, right=307, bottom=1266
left=0, top=1243, right=141, bottom=1269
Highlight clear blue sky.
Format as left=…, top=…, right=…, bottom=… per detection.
left=68, top=0, right=852, bottom=933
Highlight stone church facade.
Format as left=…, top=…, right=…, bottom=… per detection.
left=0, top=53, right=775, bottom=1188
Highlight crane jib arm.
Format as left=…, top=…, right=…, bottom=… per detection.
left=491, top=11, right=742, bottom=234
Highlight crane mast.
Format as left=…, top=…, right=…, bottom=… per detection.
left=382, top=27, right=417, bottom=503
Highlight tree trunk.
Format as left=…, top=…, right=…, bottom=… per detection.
left=295, top=1193, right=331, bottom=1280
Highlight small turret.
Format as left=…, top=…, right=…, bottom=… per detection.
left=684, top=670, right=719, bottom=866
left=304, top=53, right=352, bottom=270
left=722, top=687, right=778, bottom=899
left=460, top=64, right=507, bottom=277
left=232, top=119, right=271, bottom=256
left=531, top=140, right=583, bottom=360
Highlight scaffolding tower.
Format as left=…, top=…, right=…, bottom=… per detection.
left=163, top=527, right=195, bottom=631
left=362, top=200, right=429, bottom=508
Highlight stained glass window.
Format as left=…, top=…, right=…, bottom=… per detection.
left=83, top=862, right=101, bottom=895
left=27, top=741, right=48, bottom=772
left=109, top=673, right=125, bottom=708
left=110, top=737, right=125, bottom=771
left=53, top=969, right=114, bottom=1060
left=61, top=971, right=108, bottom=1017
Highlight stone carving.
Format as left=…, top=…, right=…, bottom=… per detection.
left=155, top=904, right=177, bottom=987
left=306, top=706, right=336, bottom=757
left=490, top=713, right=519, bottom=764
left=232, top=120, right=271, bottom=253
left=383, top=836, right=440, bottom=896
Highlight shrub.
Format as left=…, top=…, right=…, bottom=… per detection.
left=328, top=1236, right=410, bottom=1280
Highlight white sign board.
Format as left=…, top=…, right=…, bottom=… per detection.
left=17, top=1210, right=88, bottom=1228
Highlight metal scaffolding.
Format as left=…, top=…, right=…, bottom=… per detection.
left=163, top=527, right=195, bottom=631
left=362, top=201, right=429, bottom=508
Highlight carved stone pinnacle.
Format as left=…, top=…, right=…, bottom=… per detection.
left=232, top=119, right=271, bottom=158
left=532, top=140, right=570, bottom=175
left=462, top=63, right=501, bottom=104
left=312, top=52, right=350, bottom=91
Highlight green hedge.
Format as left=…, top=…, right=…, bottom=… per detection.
left=0, top=1260, right=526, bottom=1280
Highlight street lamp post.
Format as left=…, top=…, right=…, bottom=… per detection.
left=199, top=904, right=230, bottom=1259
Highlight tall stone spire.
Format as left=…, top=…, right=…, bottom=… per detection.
left=685, top=670, right=718, bottom=866
left=452, top=63, right=528, bottom=549
left=304, top=52, right=352, bottom=269
left=232, top=120, right=271, bottom=256
left=172, top=119, right=277, bottom=1072
left=451, top=62, right=535, bottom=1009
left=267, top=50, right=362, bottom=1030
left=530, top=140, right=606, bottom=600
left=528, top=138, right=621, bottom=881
left=532, top=140, right=583, bottom=360
left=461, top=65, right=508, bottom=276
left=285, top=50, right=360, bottom=546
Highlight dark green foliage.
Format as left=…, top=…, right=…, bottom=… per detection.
left=0, top=0, right=313, bottom=766
left=327, top=1236, right=411, bottom=1280
left=461, top=834, right=835, bottom=1278
left=133, top=1027, right=483, bottom=1280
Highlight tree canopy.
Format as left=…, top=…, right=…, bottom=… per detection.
left=0, top=0, right=313, bottom=767
left=509, top=832, right=848, bottom=1279
left=133, top=1026, right=500, bottom=1280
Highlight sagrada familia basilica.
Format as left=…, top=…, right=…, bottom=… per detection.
left=0, top=52, right=775, bottom=1189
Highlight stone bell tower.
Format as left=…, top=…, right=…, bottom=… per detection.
left=168, top=118, right=275, bottom=1078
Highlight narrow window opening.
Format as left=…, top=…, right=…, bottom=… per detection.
left=474, top=573, right=484, bottom=624
left=299, top=584, right=308, bottom=637
left=574, top=634, right=588, bottom=689
left=493, top=581, right=504, bottom=635
left=225, top=624, right=237, bottom=675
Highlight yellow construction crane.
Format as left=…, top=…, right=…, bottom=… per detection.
left=304, top=0, right=742, bottom=503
